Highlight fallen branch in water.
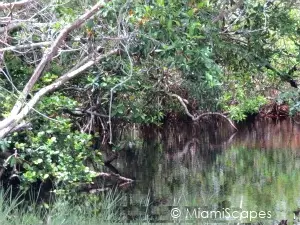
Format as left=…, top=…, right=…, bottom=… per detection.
left=168, top=92, right=238, bottom=130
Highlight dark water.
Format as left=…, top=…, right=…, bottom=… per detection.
left=104, top=118, right=300, bottom=224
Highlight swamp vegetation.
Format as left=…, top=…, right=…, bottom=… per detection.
left=1, top=0, right=300, bottom=224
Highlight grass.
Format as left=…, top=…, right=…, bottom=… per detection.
left=0, top=187, right=136, bottom=225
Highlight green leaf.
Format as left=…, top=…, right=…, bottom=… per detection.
left=33, top=158, right=43, bottom=165
left=157, top=0, right=164, bottom=7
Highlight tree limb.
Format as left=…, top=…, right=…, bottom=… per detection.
left=168, top=93, right=238, bottom=130
left=0, top=0, right=33, bottom=11
left=10, top=0, right=110, bottom=117
left=264, top=63, right=298, bottom=88
left=95, top=172, right=134, bottom=183
left=0, top=49, right=118, bottom=139
left=0, top=41, right=51, bottom=52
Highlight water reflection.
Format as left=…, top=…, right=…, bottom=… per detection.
left=107, top=118, right=300, bottom=224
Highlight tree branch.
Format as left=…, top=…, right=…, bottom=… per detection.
left=95, top=172, right=134, bottom=183
left=0, top=0, right=33, bottom=11
left=10, top=0, right=110, bottom=117
left=264, top=63, right=298, bottom=88
left=0, top=49, right=118, bottom=138
left=168, top=93, right=238, bottom=130
left=0, top=41, right=51, bottom=52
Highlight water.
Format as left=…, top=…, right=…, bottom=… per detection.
left=104, top=118, right=300, bottom=224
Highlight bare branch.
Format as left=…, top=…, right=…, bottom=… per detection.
left=0, top=49, right=118, bottom=138
left=0, top=41, right=51, bottom=52
left=10, top=0, right=110, bottom=117
left=95, top=172, right=134, bottom=183
left=168, top=93, right=238, bottom=130
left=0, top=0, right=33, bottom=11
left=195, top=112, right=238, bottom=131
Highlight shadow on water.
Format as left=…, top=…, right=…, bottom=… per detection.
left=109, top=117, right=300, bottom=223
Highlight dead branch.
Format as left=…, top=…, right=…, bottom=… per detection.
left=10, top=1, right=110, bottom=118
left=78, top=172, right=134, bottom=193
left=0, top=49, right=118, bottom=139
left=95, top=172, right=134, bottom=183
left=0, top=1, right=113, bottom=137
left=0, top=0, right=33, bottom=11
left=0, top=41, right=51, bottom=52
left=168, top=93, right=238, bottom=130
left=195, top=112, right=238, bottom=131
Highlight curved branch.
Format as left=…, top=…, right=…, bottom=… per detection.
left=194, top=112, right=238, bottom=131
left=78, top=172, right=134, bottom=193
left=168, top=93, right=238, bottom=130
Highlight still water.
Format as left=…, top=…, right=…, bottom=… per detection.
left=104, top=118, right=300, bottom=224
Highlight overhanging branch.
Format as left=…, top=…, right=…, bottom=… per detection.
left=168, top=93, right=238, bottom=130
left=10, top=0, right=110, bottom=117
left=0, top=49, right=118, bottom=139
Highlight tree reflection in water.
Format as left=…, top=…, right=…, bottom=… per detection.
left=105, top=118, right=300, bottom=223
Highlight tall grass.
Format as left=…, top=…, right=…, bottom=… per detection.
left=0, top=187, right=127, bottom=225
